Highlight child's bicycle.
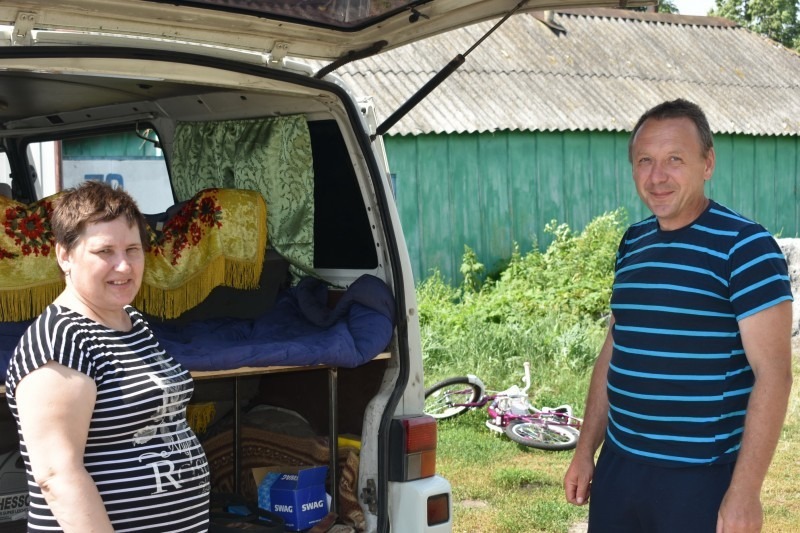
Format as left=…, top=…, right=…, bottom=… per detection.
left=423, top=362, right=582, bottom=450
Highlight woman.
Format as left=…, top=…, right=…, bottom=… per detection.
left=4, top=181, right=210, bottom=532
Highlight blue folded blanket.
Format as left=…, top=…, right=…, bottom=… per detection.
left=1, top=275, right=395, bottom=377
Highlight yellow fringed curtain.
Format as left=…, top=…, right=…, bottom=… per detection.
left=0, top=194, right=64, bottom=322
left=0, top=188, right=267, bottom=322
left=134, top=188, right=268, bottom=319
left=186, top=402, right=217, bottom=435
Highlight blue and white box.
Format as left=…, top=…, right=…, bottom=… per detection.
left=254, top=465, right=329, bottom=531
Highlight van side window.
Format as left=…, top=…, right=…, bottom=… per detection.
left=310, top=120, right=378, bottom=269
left=0, top=150, right=11, bottom=199
left=31, top=129, right=173, bottom=213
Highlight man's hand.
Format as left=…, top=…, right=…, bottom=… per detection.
left=716, top=486, right=763, bottom=532
left=564, top=453, right=595, bottom=506
left=563, top=320, right=615, bottom=507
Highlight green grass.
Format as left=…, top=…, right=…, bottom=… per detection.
left=422, top=317, right=601, bottom=413
left=761, top=356, right=800, bottom=533
left=434, top=358, right=800, bottom=533
left=435, top=409, right=586, bottom=533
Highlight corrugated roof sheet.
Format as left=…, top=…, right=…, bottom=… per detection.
left=329, top=8, right=800, bottom=136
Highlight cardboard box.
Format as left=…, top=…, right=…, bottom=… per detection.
left=253, top=465, right=329, bottom=531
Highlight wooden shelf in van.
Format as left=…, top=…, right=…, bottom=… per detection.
left=191, top=351, right=390, bottom=380
left=0, top=352, right=390, bottom=395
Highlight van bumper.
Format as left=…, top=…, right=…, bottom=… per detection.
left=388, top=475, right=452, bottom=532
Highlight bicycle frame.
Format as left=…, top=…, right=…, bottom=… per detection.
left=484, top=363, right=581, bottom=432
left=423, top=362, right=582, bottom=450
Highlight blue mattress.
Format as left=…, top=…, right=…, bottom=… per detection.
left=1, top=275, right=395, bottom=377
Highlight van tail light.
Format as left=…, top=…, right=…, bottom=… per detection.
left=389, top=415, right=437, bottom=481
left=427, top=493, right=450, bottom=526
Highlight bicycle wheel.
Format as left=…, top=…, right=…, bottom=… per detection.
left=424, top=377, right=484, bottom=420
left=504, top=420, right=579, bottom=450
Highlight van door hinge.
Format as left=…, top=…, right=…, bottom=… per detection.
left=361, top=478, right=377, bottom=514
left=12, top=12, right=36, bottom=46
left=269, top=41, right=289, bottom=64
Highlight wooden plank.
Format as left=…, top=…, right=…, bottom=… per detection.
left=587, top=133, right=621, bottom=223
left=753, top=137, right=778, bottom=232
left=385, top=136, right=423, bottom=281
left=562, top=132, right=592, bottom=232
left=796, top=138, right=800, bottom=237
left=709, top=134, right=734, bottom=207
left=191, top=365, right=329, bottom=380
left=0, top=353, right=392, bottom=393
left=390, top=131, right=800, bottom=292
left=613, top=132, right=645, bottom=223
left=774, top=136, right=798, bottom=237
left=731, top=135, right=756, bottom=218
left=478, top=133, right=513, bottom=273
left=534, top=133, right=564, bottom=249
left=417, top=135, right=455, bottom=281
left=508, top=131, right=538, bottom=253
left=448, top=134, right=482, bottom=282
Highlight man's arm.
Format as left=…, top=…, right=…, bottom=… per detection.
left=15, top=362, right=114, bottom=533
left=564, top=315, right=614, bottom=506
left=717, top=301, right=793, bottom=533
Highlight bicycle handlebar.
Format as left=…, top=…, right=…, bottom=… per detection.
left=521, top=361, right=531, bottom=395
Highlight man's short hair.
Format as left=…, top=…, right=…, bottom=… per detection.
left=628, top=98, right=714, bottom=162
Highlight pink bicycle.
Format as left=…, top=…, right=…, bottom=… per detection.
left=424, top=362, right=582, bottom=450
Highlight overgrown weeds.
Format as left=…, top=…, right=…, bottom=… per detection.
left=419, top=209, right=626, bottom=409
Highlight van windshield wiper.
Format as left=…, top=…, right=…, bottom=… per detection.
left=373, top=0, right=530, bottom=139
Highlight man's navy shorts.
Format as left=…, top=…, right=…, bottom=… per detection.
left=588, top=444, right=735, bottom=532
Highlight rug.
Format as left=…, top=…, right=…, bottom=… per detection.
left=201, top=425, right=365, bottom=532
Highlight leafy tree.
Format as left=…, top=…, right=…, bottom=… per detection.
left=656, top=1, right=679, bottom=13
left=711, top=0, right=800, bottom=50
left=630, top=1, right=679, bottom=13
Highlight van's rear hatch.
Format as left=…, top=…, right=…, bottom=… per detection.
left=0, top=0, right=655, bottom=62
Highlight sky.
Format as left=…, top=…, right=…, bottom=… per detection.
left=671, top=0, right=717, bottom=16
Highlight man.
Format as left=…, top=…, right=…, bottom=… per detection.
left=563, top=99, right=793, bottom=532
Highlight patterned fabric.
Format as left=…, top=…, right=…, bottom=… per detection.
left=170, top=115, right=314, bottom=275
left=0, top=188, right=267, bottom=321
left=5, top=305, right=210, bottom=532
left=0, top=195, right=63, bottom=321
left=607, top=200, right=793, bottom=467
left=136, top=188, right=268, bottom=319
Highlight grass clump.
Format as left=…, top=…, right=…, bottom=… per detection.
left=419, top=209, right=627, bottom=410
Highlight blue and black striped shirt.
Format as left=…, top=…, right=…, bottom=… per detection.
left=606, top=200, right=792, bottom=467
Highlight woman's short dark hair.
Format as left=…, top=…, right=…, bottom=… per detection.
left=628, top=98, right=714, bottom=162
left=51, top=181, right=149, bottom=252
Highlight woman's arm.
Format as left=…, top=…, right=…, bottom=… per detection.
left=15, top=361, right=114, bottom=533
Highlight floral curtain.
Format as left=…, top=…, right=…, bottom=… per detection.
left=170, top=115, right=314, bottom=274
